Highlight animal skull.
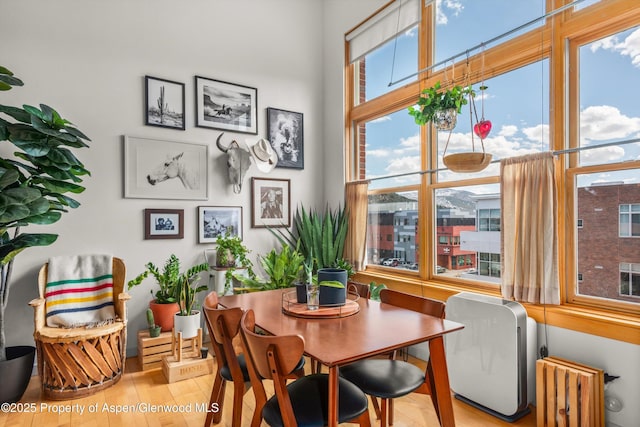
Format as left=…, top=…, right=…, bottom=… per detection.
left=216, top=132, right=252, bottom=194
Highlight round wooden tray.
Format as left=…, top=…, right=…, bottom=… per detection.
left=281, top=291, right=360, bottom=319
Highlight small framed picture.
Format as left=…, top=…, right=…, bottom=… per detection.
left=198, top=206, right=243, bottom=243
left=144, top=209, right=184, bottom=239
left=195, top=76, right=258, bottom=134
left=266, top=107, right=303, bottom=169
left=145, top=76, right=185, bottom=130
left=251, top=178, right=291, bottom=228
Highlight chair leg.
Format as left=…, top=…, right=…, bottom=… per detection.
left=371, top=396, right=381, bottom=419
left=354, top=409, right=372, bottom=427
left=231, top=381, right=246, bottom=427
left=388, top=398, right=394, bottom=425
left=206, top=376, right=226, bottom=425
left=426, top=359, right=441, bottom=425
left=380, top=398, right=389, bottom=427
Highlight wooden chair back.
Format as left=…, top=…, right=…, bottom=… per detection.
left=347, top=280, right=371, bottom=299
left=379, top=288, right=445, bottom=318
left=240, top=309, right=307, bottom=427
left=36, top=257, right=128, bottom=329
left=202, top=291, right=244, bottom=373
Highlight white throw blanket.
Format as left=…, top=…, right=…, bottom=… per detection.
left=45, top=254, right=115, bottom=328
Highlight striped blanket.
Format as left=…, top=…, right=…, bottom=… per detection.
left=45, top=254, right=116, bottom=328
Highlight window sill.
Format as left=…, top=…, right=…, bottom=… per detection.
left=354, top=270, right=640, bottom=345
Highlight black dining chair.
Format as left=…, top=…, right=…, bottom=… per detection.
left=339, top=289, right=446, bottom=427
left=202, top=291, right=305, bottom=427
left=240, top=309, right=372, bottom=427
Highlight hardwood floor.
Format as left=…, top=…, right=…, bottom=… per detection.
left=1, top=351, right=537, bottom=427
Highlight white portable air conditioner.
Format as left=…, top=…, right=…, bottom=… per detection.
left=445, top=292, right=536, bottom=422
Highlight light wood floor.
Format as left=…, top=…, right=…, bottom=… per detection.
left=1, top=350, right=537, bottom=427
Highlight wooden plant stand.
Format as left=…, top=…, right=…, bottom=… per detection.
left=161, top=328, right=213, bottom=383
left=137, top=330, right=192, bottom=371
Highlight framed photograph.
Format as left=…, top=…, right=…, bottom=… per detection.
left=195, top=76, right=258, bottom=134
left=251, top=178, right=291, bottom=228
left=145, top=76, right=185, bottom=130
left=198, top=206, right=243, bottom=243
left=144, top=209, right=184, bottom=239
left=124, top=136, right=208, bottom=200
left=266, top=107, right=304, bottom=169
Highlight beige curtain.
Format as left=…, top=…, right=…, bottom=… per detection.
left=344, top=181, right=369, bottom=272
left=501, top=152, right=560, bottom=304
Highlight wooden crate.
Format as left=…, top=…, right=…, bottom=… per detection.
left=536, top=356, right=604, bottom=427
left=137, top=330, right=193, bottom=371
left=162, top=353, right=213, bottom=383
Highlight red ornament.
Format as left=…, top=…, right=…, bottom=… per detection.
left=473, top=120, right=492, bottom=139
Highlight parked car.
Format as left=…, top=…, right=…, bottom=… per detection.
left=382, top=258, right=401, bottom=267
left=408, top=263, right=419, bottom=270
left=436, top=265, right=446, bottom=273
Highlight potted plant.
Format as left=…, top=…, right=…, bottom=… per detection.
left=234, top=244, right=304, bottom=292
left=146, top=308, right=161, bottom=338
left=173, top=261, right=209, bottom=339
left=127, top=254, right=208, bottom=332
left=408, top=81, right=474, bottom=130
left=318, top=268, right=348, bottom=306
left=0, top=66, right=91, bottom=403
left=214, top=232, right=255, bottom=294
left=270, top=204, right=353, bottom=275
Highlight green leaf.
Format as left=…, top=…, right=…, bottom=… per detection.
left=0, top=233, right=58, bottom=265
left=0, top=105, right=31, bottom=123
left=0, top=168, right=19, bottom=190
left=32, top=176, right=85, bottom=194
left=0, top=204, right=30, bottom=223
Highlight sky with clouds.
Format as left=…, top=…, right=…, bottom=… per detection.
left=363, top=1, right=640, bottom=190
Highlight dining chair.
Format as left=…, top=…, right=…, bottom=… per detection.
left=240, top=309, right=372, bottom=427
left=339, top=289, right=446, bottom=427
left=203, top=292, right=305, bottom=427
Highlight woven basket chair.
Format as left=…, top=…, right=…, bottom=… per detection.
left=29, top=257, right=130, bottom=400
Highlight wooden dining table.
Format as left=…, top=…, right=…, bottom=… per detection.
left=218, top=288, right=464, bottom=427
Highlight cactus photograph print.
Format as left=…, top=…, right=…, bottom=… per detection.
left=145, top=76, right=185, bottom=130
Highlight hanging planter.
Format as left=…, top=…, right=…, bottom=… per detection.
left=443, top=84, right=493, bottom=173
left=408, top=81, right=473, bottom=130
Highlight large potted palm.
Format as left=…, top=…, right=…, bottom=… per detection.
left=0, top=66, right=91, bottom=403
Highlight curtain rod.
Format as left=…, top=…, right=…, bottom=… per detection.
left=357, top=137, right=640, bottom=183
left=388, top=0, right=586, bottom=87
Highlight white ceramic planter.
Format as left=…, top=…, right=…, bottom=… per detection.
left=173, top=311, right=200, bottom=339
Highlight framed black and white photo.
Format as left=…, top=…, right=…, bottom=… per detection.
left=266, top=108, right=303, bottom=169
left=145, top=76, right=185, bottom=130
left=251, top=178, right=290, bottom=228
left=195, top=76, right=258, bottom=134
left=198, top=206, right=243, bottom=243
left=124, top=136, right=208, bottom=200
left=144, top=209, right=184, bottom=239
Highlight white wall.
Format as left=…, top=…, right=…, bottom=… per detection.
left=0, top=0, right=330, bottom=353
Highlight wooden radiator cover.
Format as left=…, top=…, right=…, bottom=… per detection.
left=536, top=356, right=604, bottom=427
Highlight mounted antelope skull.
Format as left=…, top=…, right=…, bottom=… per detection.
left=216, top=132, right=252, bottom=194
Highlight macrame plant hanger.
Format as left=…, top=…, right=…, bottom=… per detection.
left=442, top=50, right=493, bottom=173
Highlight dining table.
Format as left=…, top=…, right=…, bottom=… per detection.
left=218, top=288, right=464, bottom=427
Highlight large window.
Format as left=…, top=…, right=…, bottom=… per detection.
left=346, top=0, right=640, bottom=337
left=620, top=204, right=640, bottom=237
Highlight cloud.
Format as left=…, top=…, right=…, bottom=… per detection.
left=590, top=28, right=640, bottom=68
left=499, top=125, right=518, bottom=137
left=368, top=148, right=392, bottom=158
left=435, top=0, right=464, bottom=25
left=522, top=124, right=550, bottom=144
left=578, top=145, right=626, bottom=164
left=580, top=105, right=640, bottom=141
left=369, top=116, right=391, bottom=124
left=385, top=155, right=421, bottom=175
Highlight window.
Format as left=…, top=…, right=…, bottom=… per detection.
left=347, top=0, right=640, bottom=337
left=620, top=204, right=640, bottom=237
left=620, top=263, right=640, bottom=297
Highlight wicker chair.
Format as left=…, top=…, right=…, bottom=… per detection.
left=29, top=257, right=130, bottom=400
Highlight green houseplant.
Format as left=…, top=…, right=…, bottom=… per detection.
left=408, top=81, right=474, bottom=130
left=0, top=66, right=91, bottom=402
left=270, top=204, right=352, bottom=275
left=127, top=254, right=209, bottom=332
left=214, top=232, right=255, bottom=294
left=234, top=244, right=304, bottom=292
